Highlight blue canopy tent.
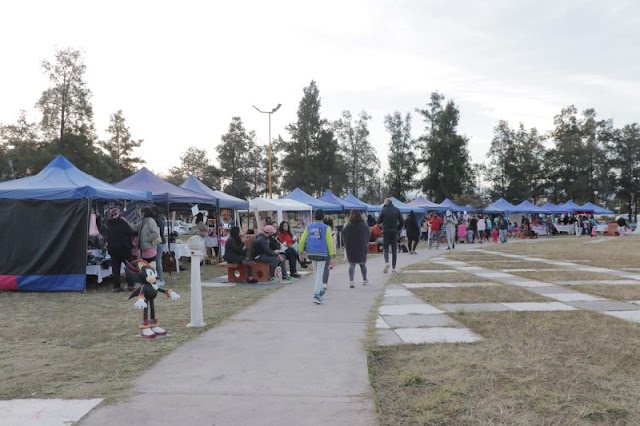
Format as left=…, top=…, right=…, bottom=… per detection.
left=180, top=175, right=249, bottom=210
left=0, top=155, right=151, bottom=292
left=464, top=204, right=478, bottom=213
left=408, top=195, right=447, bottom=212
left=345, top=194, right=381, bottom=213
left=282, top=187, right=343, bottom=212
left=579, top=202, right=614, bottom=215
left=116, top=167, right=216, bottom=205
left=482, top=198, right=518, bottom=216
left=556, top=200, right=593, bottom=213
left=541, top=201, right=563, bottom=213
left=318, top=189, right=363, bottom=212
left=383, top=197, right=420, bottom=214
left=438, top=198, right=466, bottom=212
left=513, top=200, right=553, bottom=215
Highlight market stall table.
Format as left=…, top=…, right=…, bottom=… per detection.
left=553, top=224, right=575, bottom=234
left=160, top=243, right=191, bottom=273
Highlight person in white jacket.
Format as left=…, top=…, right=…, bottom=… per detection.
left=444, top=210, right=458, bottom=250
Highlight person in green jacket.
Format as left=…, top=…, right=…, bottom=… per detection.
left=299, top=209, right=334, bottom=305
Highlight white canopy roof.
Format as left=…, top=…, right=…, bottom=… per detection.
left=248, top=197, right=313, bottom=227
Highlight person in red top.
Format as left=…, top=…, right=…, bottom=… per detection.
left=277, top=221, right=304, bottom=277
left=428, top=213, right=443, bottom=249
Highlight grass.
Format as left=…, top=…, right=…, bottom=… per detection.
left=466, top=261, right=565, bottom=270
left=403, top=262, right=457, bottom=271
left=0, top=262, right=276, bottom=402
left=410, top=286, right=549, bottom=304
left=370, top=311, right=640, bottom=425
left=481, top=237, right=640, bottom=270
left=565, top=285, right=640, bottom=300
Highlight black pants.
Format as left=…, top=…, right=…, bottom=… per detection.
left=382, top=231, right=399, bottom=269
left=408, top=237, right=419, bottom=252
left=110, top=253, right=134, bottom=290
left=283, top=246, right=299, bottom=274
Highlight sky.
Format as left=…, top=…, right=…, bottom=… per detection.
left=2, top=0, right=640, bottom=178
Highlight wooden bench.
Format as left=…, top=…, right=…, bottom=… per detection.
left=222, top=261, right=270, bottom=283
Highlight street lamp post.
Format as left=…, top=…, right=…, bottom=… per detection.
left=253, top=103, right=281, bottom=198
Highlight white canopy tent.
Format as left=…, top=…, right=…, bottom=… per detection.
left=248, top=198, right=312, bottom=231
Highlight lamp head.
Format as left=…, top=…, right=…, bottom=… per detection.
left=273, top=104, right=282, bottom=112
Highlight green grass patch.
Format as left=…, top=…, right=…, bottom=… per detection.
left=410, top=286, right=549, bottom=304
left=391, top=271, right=484, bottom=283
left=565, top=285, right=640, bottom=301
left=507, top=270, right=624, bottom=283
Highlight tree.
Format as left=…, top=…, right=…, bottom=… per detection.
left=416, top=92, right=472, bottom=202
left=486, top=121, right=546, bottom=202
left=334, top=110, right=381, bottom=197
left=100, top=110, right=144, bottom=180
left=612, top=123, right=640, bottom=220
left=278, top=81, right=346, bottom=195
left=166, top=147, right=220, bottom=188
left=37, top=47, right=94, bottom=143
left=0, top=110, right=43, bottom=180
left=546, top=106, right=610, bottom=203
left=384, top=111, right=417, bottom=201
left=216, top=117, right=254, bottom=199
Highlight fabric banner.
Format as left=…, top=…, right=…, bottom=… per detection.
left=0, top=199, right=88, bottom=291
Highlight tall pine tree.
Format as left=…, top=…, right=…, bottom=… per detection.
left=100, top=110, right=144, bottom=180
left=216, top=117, right=255, bottom=199
left=384, top=111, right=417, bottom=201
left=416, top=92, right=472, bottom=202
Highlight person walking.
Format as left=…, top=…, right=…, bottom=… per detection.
left=497, top=214, right=509, bottom=243
left=476, top=214, right=486, bottom=243
left=299, top=209, right=334, bottom=304
left=377, top=198, right=404, bottom=273
left=444, top=210, right=458, bottom=250
left=405, top=210, right=420, bottom=254
left=321, top=217, right=337, bottom=291
left=428, top=212, right=442, bottom=249
left=105, top=206, right=135, bottom=292
left=341, top=209, right=370, bottom=288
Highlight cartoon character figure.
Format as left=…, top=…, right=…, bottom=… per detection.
left=126, top=260, right=180, bottom=338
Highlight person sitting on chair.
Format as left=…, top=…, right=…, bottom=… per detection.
left=223, top=226, right=257, bottom=283
left=277, top=221, right=303, bottom=277
left=253, top=225, right=288, bottom=281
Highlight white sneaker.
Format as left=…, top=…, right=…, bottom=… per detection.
left=349, top=281, right=355, bottom=288
left=392, top=269, right=397, bottom=273
left=383, top=263, right=390, bottom=274
left=363, top=280, right=368, bottom=286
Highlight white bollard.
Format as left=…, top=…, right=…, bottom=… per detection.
left=186, top=236, right=206, bottom=328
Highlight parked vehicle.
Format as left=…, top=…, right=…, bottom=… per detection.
left=164, top=220, right=190, bottom=235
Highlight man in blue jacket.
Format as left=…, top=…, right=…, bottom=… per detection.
left=299, top=209, right=334, bottom=304
left=376, top=198, right=404, bottom=274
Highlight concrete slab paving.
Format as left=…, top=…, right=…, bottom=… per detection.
left=501, top=302, right=577, bottom=311
left=452, top=282, right=500, bottom=287
left=379, top=303, right=444, bottom=315
left=405, top=269, right=459, bottom=273
left=0, top=399, right=102, bottom=426
left=527, top=286, right=580, bottom=295
left=381, top=295, right=427, bottom=305
left=603, top=310, right=640, bottom=323
left=546, top=293, right=606, bottom=302
left=440, top=303, right=513, bottom=313
left=475, top=272, right=515, bottom=279
left=382, top=314, right=460, bottom=328
left=395, top=327, right=482, bottom=344
left=376, top=316, right=391, bottom=329
left=551, top=280, right=639, bottom=285
left=507, top=280, right=553, bottom=288
left=402, top=283, right=456, bottom=288
left=384, top=288, right=414, bottom=297
left=456, top=266, right=485, bottom=271
left=564, top=300, right=640, bottom=311
left=376, top=329, right=403, bottom=346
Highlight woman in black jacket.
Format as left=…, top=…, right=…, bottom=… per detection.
left=405, top=210, right=420, bottom=254
left=223, top=226, right=257, bottom=283
left=342, top=209, right=371, bottom=288
left=106, top=207, right=135, bottom=292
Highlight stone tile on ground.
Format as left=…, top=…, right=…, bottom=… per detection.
left=582, top=266, right=616, bottom=274
left=201, top=282, right=236, bottom=287
left=384, top=289, right=414, bottom=297
left=402, top=283, right=456, bottom=288
left=499, top=268, right=540, bottom=272
left=451, top=282, right=500, bottom=287
left=376, top=329, right=403, bottom=346
left=457, top=266, right=485, bottom=271
left=376, top=316, right=391, bottom=329
left=382, top=314, right=460, bottom=328
left=602, top=310, right=640, bottom=323
left=395, top=327, right=482, bottom=344
left=475, top=271, right=515, bottom=279
left=506, top=280, right=553, bottom=288
left=527, top=286, right=581, bottom=295
left=439, top=303, right=513, bottom=313
left=381, top=296, right=426, bottom=305
left=552, top=280, right=639, bottom=285
left=630, top=300, right=640, bottom=306
left=378, top=304, right=444, bottom=316
left=616, top=273, right=640, bottom=281
left=544, top=293, right=606, bottom=302
left=501, top=302, right=577, bottom=311
left=564, top=300, right=640, bottom=311
left=0, top=399, right=103, bottom=426
left=406, top=269, right=460, bottom=273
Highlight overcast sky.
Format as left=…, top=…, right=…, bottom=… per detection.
left=1, top=0, right=639, bottom=177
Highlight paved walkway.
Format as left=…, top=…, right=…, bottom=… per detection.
left=76, top=246, right=451, bottom=426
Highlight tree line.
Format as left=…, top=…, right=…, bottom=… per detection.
left=1, top=47, right=639, bottom=216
